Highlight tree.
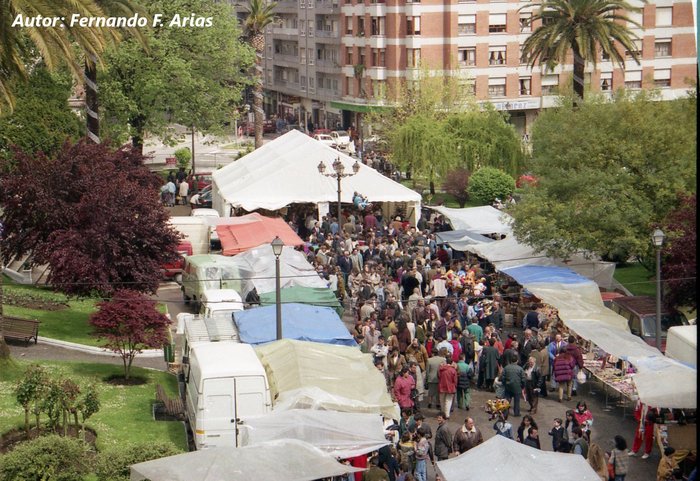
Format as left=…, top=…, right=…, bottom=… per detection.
left=660, top=194, right=696, bottom=311
left=520, top=0, right=642, bottom=101
left=468, top=167, right=516, bottom=205
left=442, top=168, right=471, bottom=208
left=0, top=68, right=84, bottom=158
left=91, top=289, right=170, bottom=379
left=100, top=0, right=254, bottom=151
left=0, top=0, right=109, bottom=112
left=15, top=365, right=49, bottom=436
left=0, top=140, right=181, bottom=297
left=509, top=92, right=696, bottom=260
left=243, top=0, right=278, bottom=149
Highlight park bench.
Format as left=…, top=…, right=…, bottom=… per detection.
left=1, top=316, right=40, bottom=346
left=155, top=384, right=184, bottom=418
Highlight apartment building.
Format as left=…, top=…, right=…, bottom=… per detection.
left=240, top=0, right=696, bottom=135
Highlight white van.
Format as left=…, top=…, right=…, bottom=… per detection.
left=168, top=216, right=210, bottom=255
left=184, top=342, right=272, bottom=449
left=200, top=289, right=244, bottom=322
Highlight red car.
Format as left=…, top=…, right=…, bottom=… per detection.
left=241, top=121, right=276, bottom=135
left=161, top=241, right=193, bottom=282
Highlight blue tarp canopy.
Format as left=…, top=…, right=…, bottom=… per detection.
left=500, top=265, right=594, bottom=286
left=234, top=303, right=356, bottom=346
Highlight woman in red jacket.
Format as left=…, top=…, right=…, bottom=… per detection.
left=552, top=347, right=575, bottom=402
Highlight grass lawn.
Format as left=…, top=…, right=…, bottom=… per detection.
left=613, top=263, right=657, bottom=297
left=2, top=277, right=101, bottom=347
left=0, top=359, right=187, bottom=452
left=399, top=179, right=485, bottom=209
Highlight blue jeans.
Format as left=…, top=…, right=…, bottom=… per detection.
left=414, top=459, right=427, bottom=481
left=614, top=475, right=626, bottom=481
left=505, top=387, right=521, bottom=416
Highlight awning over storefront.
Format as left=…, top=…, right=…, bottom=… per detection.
left=329, top=101, right=392, bottom=113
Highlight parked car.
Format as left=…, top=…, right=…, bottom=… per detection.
left=600, top=291, right=625, bottom=308
left=607, top=295, right=689, bottom=352
left=196, top=185, right=213, bottom=208
left=194, top=173, right=213, bottom=191
left=313, top=128, right=332, bottom=136
left=313, top=134, right=337, bottom=148
left=330, top=130, right=355, bottom=154
left=241, top=120, right=275, bottom=135
left=161, top=241, right=193, bottom=283
left=191, top=208, right=221, bottom=250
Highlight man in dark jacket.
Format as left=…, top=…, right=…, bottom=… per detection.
left=519, top=329, right=539, bottom=366
left=500, top=358, right=526, bottom=417
left=433, top=413, right=453, bottom=461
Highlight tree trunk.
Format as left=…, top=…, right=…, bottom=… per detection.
left=253, top=48, right=264, bottom=149
left=85, top=60, right=100, bottom=144
left=130, top=114, right=146, bottom=154
left=24, top=408, right=30, bottom=435
left=572, top=48, right=585, bottom=104
left=0, top=248, right=9, bottom=360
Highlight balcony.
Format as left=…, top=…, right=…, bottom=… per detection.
left=275, top=0, right=298, bottom=12
left=315, top=29, right=341, bottom=43
left=316, top=87, right=341, bottom=99
left=315, top=0, right=339, bottom=12
left=315, top=59, right=341, bottom=72
left=273, top=53, right=301, bottom=67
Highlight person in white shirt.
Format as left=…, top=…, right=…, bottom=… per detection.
left=371, top=336, right=390, bottom=369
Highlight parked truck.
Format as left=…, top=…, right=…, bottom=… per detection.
left=182, top=342, right=272, bottom=449
left=168, top=216, right=210, bottom=256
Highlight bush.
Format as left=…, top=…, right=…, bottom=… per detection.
left=467, top=167, right=515, bottom=205
left=0, top=435, right=89, bottom=481
left=94, top=442, right=181, bottom=481
left=174, top=148, right=191, bottom=170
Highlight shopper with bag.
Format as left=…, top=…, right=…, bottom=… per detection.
left=608, top=435, right=630, bottom=481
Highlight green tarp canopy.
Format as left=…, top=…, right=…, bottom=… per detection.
left=258, top=286, right=344, bottom=317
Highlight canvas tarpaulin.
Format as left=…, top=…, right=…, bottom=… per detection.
left=436, top=435, right=600, bottom=481
left=467, top=236, right=616, bottom=289
left=435, top=229, right=495, bottom=251
left=215, top=213, right=303, bottom=256
left=212, top=130, right=422, bottom=224
left=666, top=325, right=697, bottom=368
left=500, top=266, right=629, bottom=332
left=430, top=205, right=512, bottom=235
left=234, top=303, right=356, bottom=346
left=225, top=244, right=327, bottom=298
left=564, top=319, right=697, bottom=409
left=238, top=409, right=389, bottom=458
left=255, top=339, right=400, bottom=420
left=258, top=286, right=344, bottom=317
left=130, top=439, right=364, bottom=481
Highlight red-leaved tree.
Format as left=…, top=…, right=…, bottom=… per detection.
left=661, top=194, right=696, bottom=312
left=441, top=168, right=471, bottom=208
left=90, top=289, right=170, bottom=379
left=0, top=140, right=181, bottom=297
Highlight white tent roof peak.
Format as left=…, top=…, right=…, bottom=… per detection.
left=212, top=130, right=421, bottom=213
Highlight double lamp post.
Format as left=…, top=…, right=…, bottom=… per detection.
left=317, top=157, right=361, bottom=223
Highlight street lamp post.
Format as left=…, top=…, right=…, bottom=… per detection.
left=317, top=157, right=361, bottom=223
left=651, top=228, right=666, bottom=351
left=271, top=236, right=285, bottom=340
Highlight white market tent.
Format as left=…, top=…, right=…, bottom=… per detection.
left=212, top=130, right=422, bottom=224
left=256, top=339, right=400, bottom=420
left=564, top=319, right=697, bottom=409
left=238, top=409, right=389, bottom=458
left=130, top=439, right=363, bottom=481
left=436, top=435, right=600, bottom=481
left=666, top=325, right=697, bottom=368
left=430, top=205, right=513, bottom=236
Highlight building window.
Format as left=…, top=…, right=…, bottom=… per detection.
left=655, top=7, right=672, bottom=27
left=300, top=75, right=307, bottom=91
left=624, top=71, right=642, bottom=89
left=347, top=76, right=354, bottom=96
left=372, top=79, right=386, bottom=97
left=488, top=46, right=507, bottom=65
left=625, top=39, right=641, bottom=59
left=655, top=39, right=672, bottom=57
left=407, top=16, right=421, bottom=35
left=458, top=15, right=476, bottom=34
left=267, top=45, right=273, bottom=59
left=519, top=46, right=527, bottom=65
left=489, top=13, right=507, bottom=33
left=371, top=16, right=385, bottom=36
left=519, top=77, right=531, bottom=95
left=458, top=47, right=476, bottom=67
left=372, top=48, right=386, bottom=67
left=345, top=16, right=353, bottom=34
left=519, top=12, right=531, bottom=32
left=300, top=48, right=306, bottom=63
left=488, top=77, right=506, bottom=97
left=541, top=74, right=558, bottom=95
left=407, top=48, right=421, bottom=68
left=309, top=76, right=315, bottom=92
left=358, top=17, right=365, bottom=36
left=627, top=8, right=643, bottom=28
left=308, top=20, right=314, bottom=36
left=600, top=72, right=612, bottom=91
left=346, top=46, right=353, bottom=64
left=654, top=69, right=671, bottom=87
left=266, top=69, right=272, bottom=84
